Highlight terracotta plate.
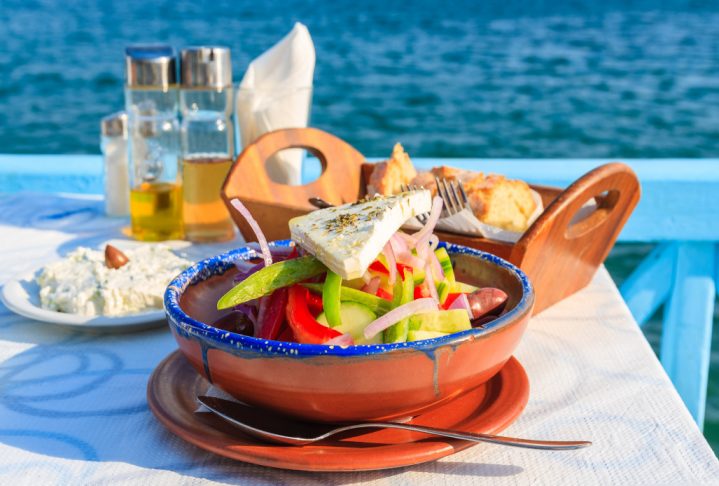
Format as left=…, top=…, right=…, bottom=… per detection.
left=147, top=351, right=530, bottom=472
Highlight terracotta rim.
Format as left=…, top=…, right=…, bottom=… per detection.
left=163, top=240, right=534, bottom=358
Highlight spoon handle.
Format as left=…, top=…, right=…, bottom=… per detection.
left=336, top=423, right=592, bottom=450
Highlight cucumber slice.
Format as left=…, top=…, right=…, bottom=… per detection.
left=383, top=268, right=414, bottom=343
left=317, top=302, right=380, bottom=344
left=407, top=330, right=449, bottom=342
left=434, top=248, right=455, bottom=282
left=411, top=265, right=426, bottom=285
left=448, top=281, right=479, bottom=293
left=436, top=281, right=450, bottom=305
left=391, top=279, right=403, bottom=308
left=408, top=309, right=471, bottom=333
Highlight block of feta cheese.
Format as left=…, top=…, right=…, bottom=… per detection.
left=289, top=190, right=432, bottom=279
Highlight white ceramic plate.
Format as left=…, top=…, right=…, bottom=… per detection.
left=0, top=239, right=195, bottom=332
left=0, top=268, right=166, bottom=332
left=0, top=238, right=245, bottom=332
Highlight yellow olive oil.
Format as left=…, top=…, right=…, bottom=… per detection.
left=129, top=182, right=183, bottom=241
left=182, top=156, right=235, bottom=242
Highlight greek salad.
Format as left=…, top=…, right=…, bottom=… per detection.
left=215, top=192, right=507, bottom=346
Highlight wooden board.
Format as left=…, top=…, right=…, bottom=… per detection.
left=222, top=127, right=366, bottom=241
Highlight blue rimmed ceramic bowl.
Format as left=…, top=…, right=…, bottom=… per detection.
left=164, top=240, right=534, bottom=423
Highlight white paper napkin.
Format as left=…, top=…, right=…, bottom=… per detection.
left=236, top=22, right=315, bottom=185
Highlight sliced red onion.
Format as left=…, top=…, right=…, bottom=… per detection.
left=230, top=199, right=272, bottom=268
left=232, top=303, right=258, bottom=326
left=246, top=241, right=295, bottom=258
left=362, top=271, right=373, bottom=284
left=234, top=259, right=257, bottom=274
left=383, top=242, right=397, bottom=285
left=396, top=231, right=417, bottom=247
left=428, top=234, right=439, bottom=251
left=395, top=251, right=425, bottom=269
left=325, top=333, right=355, bottom=346
left=363, top=298, right=438, bottom=339
left=390, top=233, right=410, bottom=256
left=428, top=247, right=445, bottom=280
left=361, top=276, right=381, bottom=295
left=448, top=293, right=473, bottom=320
left=412, top=196, right=443, bottom=250
left=233, top=260, right=265, bottom=283
left=255, top=296, right=269, bottom=332
left=424, top=261, right=439, bottom=303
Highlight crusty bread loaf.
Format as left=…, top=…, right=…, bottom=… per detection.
left=367, top=143, right=417, bottom=195
left=463, top=174, right=537, bottom=232
left=368, top=144, right=537, bottom=232
left=409, top=169, right=536, bottom=232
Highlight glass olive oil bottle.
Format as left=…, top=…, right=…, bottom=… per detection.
left=125, top=45, right=183, bottom=241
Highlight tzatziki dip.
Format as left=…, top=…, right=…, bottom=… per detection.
left=37, top=245, right=191, bottom=316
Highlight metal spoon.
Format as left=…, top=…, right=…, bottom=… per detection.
left=198, top=396, right=591, bottom=450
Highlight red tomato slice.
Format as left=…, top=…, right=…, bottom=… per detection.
left=442, top=292, right=463, bottom=310
left=376, top=288, right=393, bottom=301
left=368, top=260, right=389, bottom=274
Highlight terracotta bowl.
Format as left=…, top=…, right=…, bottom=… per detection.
left=164, top=241, right=534, bottom=423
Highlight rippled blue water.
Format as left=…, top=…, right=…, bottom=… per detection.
left=1, top=0, right=718, bottom=451
left=2, top=0, right=719, bottom=157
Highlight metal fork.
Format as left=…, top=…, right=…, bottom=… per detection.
left=401, top=183, right=433, bottom=224
left=402, top=178, right=471, bottom=224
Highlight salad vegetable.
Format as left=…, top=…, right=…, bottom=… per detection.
left=322, top=271, right=343, bottom=328
left=217, top=255, right=326, bottom=309
left=215, top=195, right=509, bottom=346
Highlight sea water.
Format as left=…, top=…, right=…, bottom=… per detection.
left=1, top=0, right=717, bottom=450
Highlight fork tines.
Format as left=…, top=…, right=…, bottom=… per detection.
left=401, top=183, right=430, bottom=223
left=401, top=179, right=470, bottom=224
left=433, top=177, right=471, bottom=219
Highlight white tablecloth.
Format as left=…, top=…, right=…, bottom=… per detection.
left=0, top=193, right=717, bottom=485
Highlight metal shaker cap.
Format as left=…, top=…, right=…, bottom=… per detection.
left=101, top=111, right=127, bottom=137
left=125, top=45, right=177, bottom=88
left=180, top=47, right=232, bottom=88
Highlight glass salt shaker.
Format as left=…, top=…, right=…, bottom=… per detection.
left=101, top=111, right=129, bottom=216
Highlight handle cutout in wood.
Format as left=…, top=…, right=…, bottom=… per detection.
left=263, top=147, right=327, bottom=186
left=223, top=127, right=366, bottom=212
left=564, top=189, right=620, bottom=240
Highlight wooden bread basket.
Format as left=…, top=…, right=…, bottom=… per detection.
left=222, top=127, right=640, bottom=314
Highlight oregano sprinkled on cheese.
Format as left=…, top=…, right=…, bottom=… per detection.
left=324, top=213, right=360, bottom=233
left=289, top=190, right=432, bottom=279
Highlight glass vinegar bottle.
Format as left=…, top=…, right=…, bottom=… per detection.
left=180, top=47, right=235, bottom=242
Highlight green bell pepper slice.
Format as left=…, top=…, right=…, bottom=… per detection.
left=217, top=256, right=327, bottom=309
left=322, top=271, right=343, bottom=327
left=303, top=283, right=393, bottom=316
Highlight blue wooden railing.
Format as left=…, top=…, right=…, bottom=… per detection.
left=1, top=155, right=716, bottom=428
